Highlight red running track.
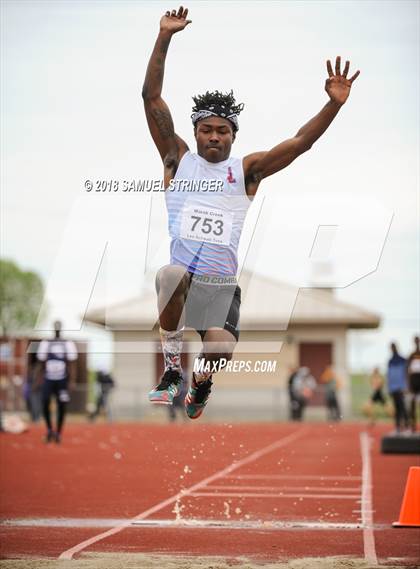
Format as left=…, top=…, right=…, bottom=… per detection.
left=0, top=422, right=418, bottom=565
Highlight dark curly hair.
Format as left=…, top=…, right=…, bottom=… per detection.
left=191, top=90, right=244, bottom=116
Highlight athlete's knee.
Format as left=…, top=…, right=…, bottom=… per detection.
left=156, top=265, right=190, bottom=296
left=203, top=343, right=234, bottom=364
left=218, top=349, right=233, bottom=363
left=202, top=328, right=236, bottom=363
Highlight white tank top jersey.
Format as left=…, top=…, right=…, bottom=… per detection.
left=37, top=339, right=78, bottom=381
left=165, top=151, right=251, bottom=276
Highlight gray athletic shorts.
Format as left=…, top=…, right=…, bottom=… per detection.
left=184, top=273, right=241, bottom=341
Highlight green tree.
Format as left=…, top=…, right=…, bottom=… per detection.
left=0, top=259, right=45, bottom=336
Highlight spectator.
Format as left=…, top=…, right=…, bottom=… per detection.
left=362, top=367, right=393, bottom=426
left=23, top=360, right=42, bottom=422
left=35, top=320, right=78, bottom=444
left=407, top=335, right=420, bottom=433
left=320, top=365, right=342, bottom=422
left=287, top=367, right=299, bottom=421
left=387, top=342, right=409, bottom=434
left=289, top=367, right=316, bottom=421
left=89, top=369, right=115, bottom=422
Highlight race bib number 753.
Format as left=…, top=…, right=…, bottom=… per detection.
left=180, top=205, right=233, bottom=246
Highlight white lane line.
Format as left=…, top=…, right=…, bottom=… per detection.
left=360, top=431, right=378, bottom=566
left=206, top=484, right=361, bottom=493
left=227, top=474, right=362, bottom=481
left=352, top=510, right=376, bottom=514
left=190, top=491, right=360, bottom=500
left=59, top=427, right=305, bottom=560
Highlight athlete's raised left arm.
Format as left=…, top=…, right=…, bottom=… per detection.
left=243, top=56, right=360, bottom=196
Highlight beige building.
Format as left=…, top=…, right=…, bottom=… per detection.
left=86, top=270, right=380, bottom=420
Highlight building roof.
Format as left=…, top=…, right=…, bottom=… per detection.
left=85, top=270, right=380, bottom=330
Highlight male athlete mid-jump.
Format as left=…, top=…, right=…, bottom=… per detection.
left=142, top=6, right=360, bottom=419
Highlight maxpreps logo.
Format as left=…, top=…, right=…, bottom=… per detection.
left=194, top=358, right=277, bottom=374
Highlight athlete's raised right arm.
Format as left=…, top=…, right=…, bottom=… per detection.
left=142, top=7, right=191, bottom=164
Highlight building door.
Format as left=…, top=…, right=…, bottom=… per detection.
left=299, top=342, right=332, bottom=406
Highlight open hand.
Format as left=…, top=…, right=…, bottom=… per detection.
left=325, top=56, right=360, bottom=105
left=160, top=6, right=191, bottom=34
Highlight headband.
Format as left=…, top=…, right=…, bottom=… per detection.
left=191, top=104, right=241, bottom=132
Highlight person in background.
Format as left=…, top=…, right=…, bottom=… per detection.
left=362, top=366, right=393, bottom=426
left=407, top=335, right=420, bottom=433
left=287, top=366, right=299, bottom=421
left=289, top=367, right=316, bottom=421
left=23, top=358, right=42, bottom=422
left=387, top=342, right=409, bottom=435
left=35, top=320, right=78, bottom=443
left=88, top=369, right=115, bottom=422
left=320, top=364, right=342, bottom=422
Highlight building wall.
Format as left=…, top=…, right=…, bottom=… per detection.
left=112, top=331, right=157, bottom=418
left=111, top=325, right=350, bottom=420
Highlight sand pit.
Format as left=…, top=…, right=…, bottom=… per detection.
left=0, top=554, right=417, bottom=569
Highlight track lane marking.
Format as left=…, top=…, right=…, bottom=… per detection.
left=227, top=474, right=362, bottom=481
left=206, top=484, right=361, bottom=492
left=360, top=431, right=378, bottom=565
left=59, top=427, right=305, bottom=560
left=190, top=491, right=360, bottom=499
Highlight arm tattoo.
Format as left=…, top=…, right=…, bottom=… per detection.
left=151, top=108, right=175, bottom=140
left=142, top=35, right=170, bottom=99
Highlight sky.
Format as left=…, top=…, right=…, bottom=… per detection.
left=1, top=0, right=419, bottom=373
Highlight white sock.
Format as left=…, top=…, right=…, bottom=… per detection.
left=160, top=327, right=183, bottom=373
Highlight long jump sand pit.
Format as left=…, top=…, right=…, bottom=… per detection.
left=1, top=554, right=418, bottom=569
